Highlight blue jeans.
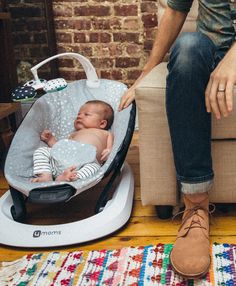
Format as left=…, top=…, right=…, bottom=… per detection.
left=166, top=32, right=226, bottom=194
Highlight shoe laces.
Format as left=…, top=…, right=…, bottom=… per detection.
left=173, top=203, right=215, bottom=236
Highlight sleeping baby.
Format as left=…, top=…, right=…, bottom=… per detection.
left=31, top=100, right=114, bottom=182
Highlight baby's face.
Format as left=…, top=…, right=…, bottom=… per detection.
left=74, top=104, right=106, bottom=130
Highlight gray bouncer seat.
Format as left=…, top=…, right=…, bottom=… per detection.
left=0, top=53, right=136, bottom=247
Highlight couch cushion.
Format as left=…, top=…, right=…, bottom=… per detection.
left=136, top=63, right=236, bottom=139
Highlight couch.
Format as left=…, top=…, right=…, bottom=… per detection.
left=135, top=0, right=236, bottom=218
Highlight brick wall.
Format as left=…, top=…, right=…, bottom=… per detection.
left=7, top=0, right=53, bottom=83
left=54, top=0, right=158, bottom=86
left=8, top=0, right=158, bottom=87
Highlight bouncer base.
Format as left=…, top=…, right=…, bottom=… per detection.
left=0, top=163, right=134, bottom=248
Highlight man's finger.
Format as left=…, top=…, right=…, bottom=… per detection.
left=225, top=81, right=234, bottom=112
left=217, top=91, right=228, bottom=117
left=123, top=97, right=134, bottom=109
left=205, top=80, right=212, bottom=112
left=118, top=95, right=127, bottom=111
left=209, top=79, right=221, bottom=119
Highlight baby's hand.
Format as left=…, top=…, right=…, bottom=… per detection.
left=56, top=166, right=77, bottom=182
left=101, top=148, right=111, bottom=162
left=40, top=130, right=56, bottom=147
left=40, top=130, right=52, bottom=143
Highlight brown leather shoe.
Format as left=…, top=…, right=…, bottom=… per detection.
left=170, top=192, right=211, bottom=279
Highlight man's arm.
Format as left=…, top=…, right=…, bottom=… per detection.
left=142, top=6, right=188, bottom=74
left=119, top=6, right=188, bottom=110
left=205, top=42, right=236, bottom=119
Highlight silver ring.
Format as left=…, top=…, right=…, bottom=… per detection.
left=218, top=88, right=225, bottom=92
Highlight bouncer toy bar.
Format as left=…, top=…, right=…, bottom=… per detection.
left=12, top=52, right=100, bottom=102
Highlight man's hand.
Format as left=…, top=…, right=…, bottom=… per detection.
left=205, top=44, right=236, bottom=119
left=119, top=87, right=136, bottom=111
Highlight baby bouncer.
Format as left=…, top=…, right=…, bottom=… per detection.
left=0, top=53, right=136, bottom=247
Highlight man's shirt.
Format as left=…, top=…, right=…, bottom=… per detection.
left=167, top=0, right=236, bottom=50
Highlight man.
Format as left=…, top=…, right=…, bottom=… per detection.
left=119, top=0, right=236, bottom=279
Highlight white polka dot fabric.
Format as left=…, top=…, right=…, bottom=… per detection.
left=11, top=86, right=36, bottom=101
left=5, top=79, right=132, bottom=197
left=51, top=139, right=97, bottom=171
left=43, top=78, right=68, bottom=93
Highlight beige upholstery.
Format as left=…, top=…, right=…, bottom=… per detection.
left=136, top=0, right=236, bottom=206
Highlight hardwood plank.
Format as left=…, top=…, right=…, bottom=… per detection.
left=0, top=189, right=6, bottom=197
left=134, top=186, right=141, bottom=200
left=132, top=200, right=156, bottom=216
left=0, top=172, right=8, bottom=190
left=117, top=216, right=236, bottom=237
left=0, top=237, right=173, bottom=262
left=0, top=103, right=21, bottom=120
left=0, top=12, right=11, bottom=20
left=1, top=236, right=236, bottom=263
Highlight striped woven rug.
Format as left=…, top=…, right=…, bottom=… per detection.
left=0, top=243, right=235, bottom=285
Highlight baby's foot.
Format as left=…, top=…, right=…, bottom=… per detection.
left=31, top=173, right=53, bottom=182
left=55, top=173, right=68, bottom=182
left=56, top=172, right=76, bottom=182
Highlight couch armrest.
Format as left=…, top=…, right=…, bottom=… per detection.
left=135, top=63, right=177, bottom=206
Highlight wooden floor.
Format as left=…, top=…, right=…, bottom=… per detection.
left=1, top=132, right=236, bottom=263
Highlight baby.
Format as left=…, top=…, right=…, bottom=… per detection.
left=32, top=100, right=114, bottom=182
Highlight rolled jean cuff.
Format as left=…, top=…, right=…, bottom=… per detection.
left=180, top=180, right=213, bottom=194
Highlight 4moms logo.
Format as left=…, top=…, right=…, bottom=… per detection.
left=33, top=230, right=61, bottom=238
